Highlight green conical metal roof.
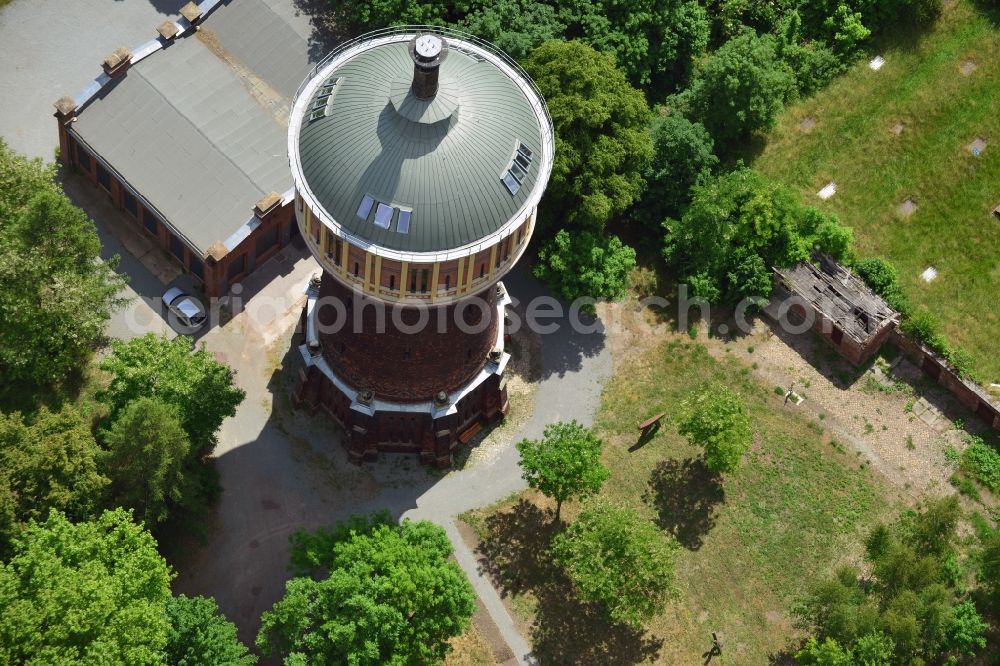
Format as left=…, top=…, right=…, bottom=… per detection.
left=292, top=31, right=552, bottom=256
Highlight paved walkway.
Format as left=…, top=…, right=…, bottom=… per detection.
left=173, top=263, right=612, bottom=664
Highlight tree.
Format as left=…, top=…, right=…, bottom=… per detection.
left=823, top=3, right=871, bottom=54
left=638, top=113, right=717, bottom=224
left=516, top=421, right=610, bottom=520
left=101, top=397, right=191, bottom=526
left=258, top=516, right=475, bottom=665
left=99, top=334, right=244, bottom=456
left=0, top=509, right=173, bottom=665
left=533, top=229, right=636, bottom=305
left=945, top=601, right=987, bottom=657
left=557, top=0, right=709, bottom=91
left=0, top=140, right=127, bottom=391
left=461, top=0, right=566, bottom=60
left=165, top=595, right=256, bottom=666
left=524, top=40, right=652, bottom=231
left=0, top=405, right=108, bottom=554
left=664, top=167, right=853, bottom=305
left=687, top=31, right=795, bottom=149
left=796, top=498, right=987, bottom=665
left=552, top=499, right=678, bottom=628
left=677, top=385, right=752, bottom=473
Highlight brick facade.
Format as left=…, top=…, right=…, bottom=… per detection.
left=316, top=274, right=499, bottom=402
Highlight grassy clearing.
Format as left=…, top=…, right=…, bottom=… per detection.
left=464, top=339, right=890, bottom=664
left=445, top=625, right=497, bottom=666
left=752, top=0, right=1000, bottom=381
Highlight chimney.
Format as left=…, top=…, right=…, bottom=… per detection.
left=409, top=33, right=448, bottom=100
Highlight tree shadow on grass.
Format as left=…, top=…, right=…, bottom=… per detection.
left=645, top=457, right=724, bottom=550
left=475, top=500, right=663, bottom=665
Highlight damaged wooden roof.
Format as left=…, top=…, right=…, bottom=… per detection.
left=776, top=255, right=899, bottom=343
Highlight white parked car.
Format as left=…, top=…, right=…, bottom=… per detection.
left=162, top=287, right=207, bottom=332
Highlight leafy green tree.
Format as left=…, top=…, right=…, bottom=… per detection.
left=100, top=334, right=244, bottom=456
left=777, top=14, right=846, bottom=97
left=323, top=0, right=452, bottom=31
left=665, top=167, right=802, bottom=302
left=533, top=229, right=637, bottom=305
left=101, top=397, right=191, bottom=526
left=797, top=498, right=986, bottom=665
left=557, top=0, right=709, bottom=91
left=0, top=406, right=108, bottom=554
left=0, top=509, right=173, bottom=665
left=677, top=385, right=752, bottom=473
left=687, top=31, right=795, bottom=148
left=461, top=0, right=565, bottom=60
left=852, top=631, right=895, bottom=664
left=945, top=601, right=987, bottom=657
left=524, top=40, right=652, bottom=231
left=795, top=637, right=852, bottom=665
left=638, top=113, right=717, bottom=224
left=165, top=595, right=256, bottom=666
left=665, top=168, right=853, bottom=304
left=258, top=516, right=475, bottom=665
left=516, top=420, right=610, bottom=520
left=0, top=141, right=127, bottom=391
left=552, top=499, right=678, bottom=628
left=823, top=3, right=871, bottom=54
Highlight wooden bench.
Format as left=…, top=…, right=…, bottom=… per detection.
left=637, top=412, right=666, bottom=433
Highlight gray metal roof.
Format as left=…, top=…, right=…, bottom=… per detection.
left=69, top=0, right=299, bottom=255
left=296, top=39, right=546, bottom=253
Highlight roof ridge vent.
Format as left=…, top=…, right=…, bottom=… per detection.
left=409, top=33, right=448, bottom=100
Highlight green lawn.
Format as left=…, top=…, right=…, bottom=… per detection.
left=464, top=340, right=890, bottom=664
left=752, top=0, right=1000, bottom=382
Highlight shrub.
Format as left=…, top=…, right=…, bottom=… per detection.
left=853, top=257, right=909, bottom=314
left=534, top=229, right=637, bottom=305
left=961, top=436, right=1000, bottom=492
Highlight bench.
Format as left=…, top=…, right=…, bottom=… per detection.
left=637, top=412, right=666, bottom=433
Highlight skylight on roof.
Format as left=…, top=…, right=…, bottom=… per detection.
left=308, top=78, right=340, bottom=122
left=502, top=172, right=521, bottom=195
left=509, top=161, right=527, bottom=182
left=374, top=203, right=393, bottom=229
left=397, top=210, right=411, bottom=234
left=502, top=142, right=534, bottom=196
left=356, top=194, right=374, bottom=220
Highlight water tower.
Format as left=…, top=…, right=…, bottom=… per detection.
left=289, top=28, right=553, bottom=466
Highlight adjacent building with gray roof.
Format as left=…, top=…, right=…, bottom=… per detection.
left=55, top=0, right=312, bottom=295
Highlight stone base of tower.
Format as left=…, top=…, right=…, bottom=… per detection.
left=292, top=280, right=512, bottom=468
